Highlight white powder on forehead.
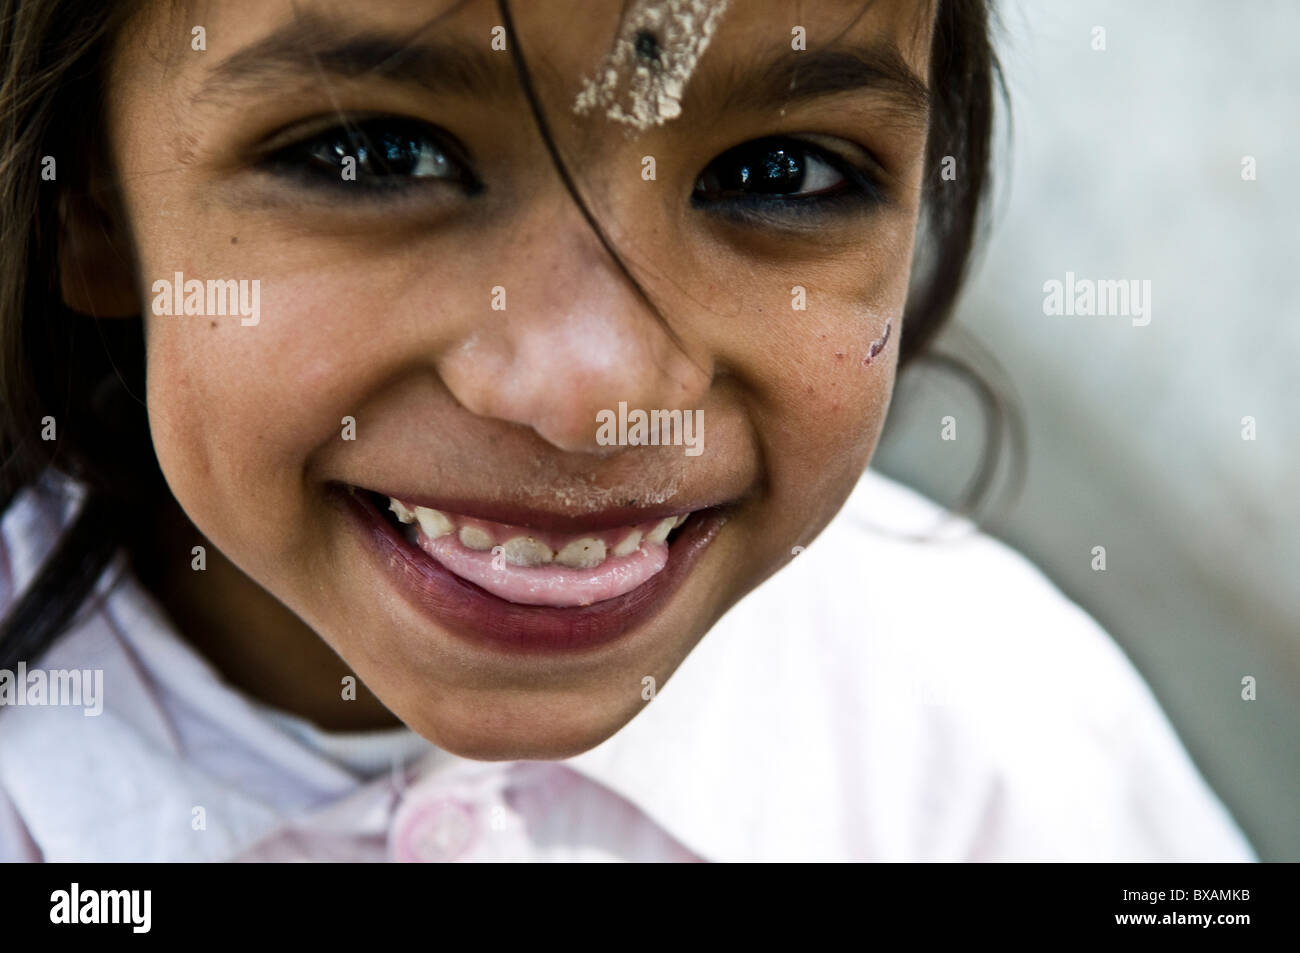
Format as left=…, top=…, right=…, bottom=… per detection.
left=573, top=0, right=731, bottom=132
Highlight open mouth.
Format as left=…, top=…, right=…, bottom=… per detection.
left=374, top=491, right=693, bottom=608
left=336, top=485, right=728, bottom=654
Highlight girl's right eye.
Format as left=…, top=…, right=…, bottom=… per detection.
left=260, top=116, right=480, bottom=194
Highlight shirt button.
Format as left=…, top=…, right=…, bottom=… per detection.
left=390, top=797, right=478, bottom=863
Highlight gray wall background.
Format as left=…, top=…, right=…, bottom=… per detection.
left=872, top=0, right=1299, bottom=861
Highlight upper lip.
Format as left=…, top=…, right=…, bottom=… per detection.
left=353, top=485, right=736, bottom=534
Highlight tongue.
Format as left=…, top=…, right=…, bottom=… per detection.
left=417, top=530, right=670, bottom=607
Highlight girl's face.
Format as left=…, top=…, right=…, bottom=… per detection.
left=99, top=0, right=934, bottom=758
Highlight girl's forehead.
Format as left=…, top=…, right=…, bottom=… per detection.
left=121, top=0, right=934, bottom=130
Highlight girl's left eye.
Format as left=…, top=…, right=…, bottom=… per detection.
left=260, top=117, right=478, bottom=193
left=693, top=137, right=879, bottom=210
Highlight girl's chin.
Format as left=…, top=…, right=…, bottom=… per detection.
left=397, top=703, right=641, bottom=762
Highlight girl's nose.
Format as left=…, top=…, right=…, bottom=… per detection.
left=435, top=216, right=710, bottom=455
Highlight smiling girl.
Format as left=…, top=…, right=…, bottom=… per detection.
left=0, top=0, right=1256, bottom=861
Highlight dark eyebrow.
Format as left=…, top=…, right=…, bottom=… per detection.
left=192, top=12, right=928, bottom=129
left=706, top=43, right=931, bottom=125
left=192, top=12, right=516, bottom=106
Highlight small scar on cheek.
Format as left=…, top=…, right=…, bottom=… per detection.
left=861, top=319, right=893, bottom=367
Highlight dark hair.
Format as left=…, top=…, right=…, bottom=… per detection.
left=0, top=0, right=1004, bottom=666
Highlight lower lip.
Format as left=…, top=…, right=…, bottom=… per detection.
left=338, top=489, right=728, bottom=655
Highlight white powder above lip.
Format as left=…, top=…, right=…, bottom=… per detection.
left=572, top=0, right=731, bottom=132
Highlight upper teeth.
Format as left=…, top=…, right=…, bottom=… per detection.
left=555, top=537, right=607, bottom=569
left=612, top=529, right=642, bottom=557
left=502, top=536, right=553, bottom=566
left=458, top=525, right=494, bottom=551
left=645, top=517, right=676, bottom=545
left=389, top=497, right=689, bottom=570
left=413, top=506, right=453, bottom=539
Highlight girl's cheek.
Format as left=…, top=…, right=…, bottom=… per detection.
left=747, top=254, right=908, bottom=442
left=138, top=246, right=376, bottom=550
left=743, top=241, right=910, bottom=536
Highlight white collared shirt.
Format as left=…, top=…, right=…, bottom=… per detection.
left=0, top=468, right=1257, bottom=861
